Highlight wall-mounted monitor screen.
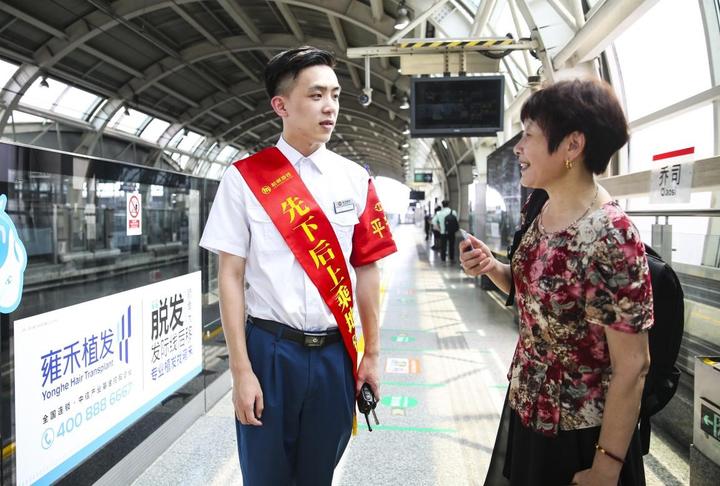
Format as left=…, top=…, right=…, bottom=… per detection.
left=413, top=171, right=433, bottom=183
left=410, top=75, right=505, bottom=138
left=409, top=190, right=425, bottom=200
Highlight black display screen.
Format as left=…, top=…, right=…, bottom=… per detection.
left=410, top=75, right=504, bottom=138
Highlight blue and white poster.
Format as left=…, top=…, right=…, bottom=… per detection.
left=13, top=272, right=202, bottom=485
left=0, top=193, right=27, bottom=313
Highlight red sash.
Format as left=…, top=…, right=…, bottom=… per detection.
left=235, top=147, right=358, bottom=379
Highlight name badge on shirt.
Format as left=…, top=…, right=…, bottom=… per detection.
left=333, top=199, right=355, bottom=214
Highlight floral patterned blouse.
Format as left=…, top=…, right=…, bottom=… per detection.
left=508, top=200, right=654, bottom=437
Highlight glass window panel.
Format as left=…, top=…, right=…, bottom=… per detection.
left=206, top=163, right=225, bottom=180
left=489, top=2, right=509, bottom=31
left=217, top=145, right=238, bottom=162
left=614, top=0, right=710, bottom=121
left=0, top=58, right=18, bottom=87
left=625, top=192, right=712, bottom=266
left=139, top=118, right=170, bottom=143
left=10, top=110, right=50, bottom=124
left=21, top=77, right=67, bottom=110
left=107, top=107, right=150, bottom=134
left=460, top=0, right=480, bottom=12
left=192, top=159, right=208, bottom=176
left=168, top=130, right=185, bottom=147
left=628, top=105, right=714, bottom=173
left=206, top=142, right=220, bottom=161
left=176, top=131, right=204, bottom=153
left=54, top=86, right=102, bottom=119
left=177, top=154, right=190, bottom=170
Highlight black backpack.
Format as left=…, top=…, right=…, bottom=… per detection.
left=506, top=189, right=684, bottom=455
left=444, top=211, right=459, bottom=234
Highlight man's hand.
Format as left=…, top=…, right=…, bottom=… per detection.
left=356, top=353, right=380, bottom=399
left=233, top=369, right=264, bottom=426
left=459, top=235, right=497, bottom=277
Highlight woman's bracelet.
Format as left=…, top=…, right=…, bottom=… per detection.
left=595, top=443, right=625, bottom=464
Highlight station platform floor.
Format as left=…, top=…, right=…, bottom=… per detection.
left=132, top=223, right=690, bottom=486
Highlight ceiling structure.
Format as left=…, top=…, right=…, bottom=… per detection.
left=0, top=0, right=661, bottom=188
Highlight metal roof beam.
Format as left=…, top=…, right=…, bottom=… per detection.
left=328, top=14, right=362, bottom=90
left=174, top=6, right=259, bottom=84
left=170, top=3, right=218, bottom=44
left=276, top=2, right=304, bottom=42
left=470, top=0, right=496, bottom=36
left=553, top=0, right=660, bottom=70
left=187, top=34, right=407, bottom=98
left=0, top=1, right=66, bottom=39
left=546, top=0, right=578, bottom=30
left=155, top=83, right=199, bottom=109
left=217, top=0, right=261, bottom=43
left=369, top=0, right=384, bottom=23
left=79, top=45, right=143, bottom=78
left=216, top=0, right=272, bottom=58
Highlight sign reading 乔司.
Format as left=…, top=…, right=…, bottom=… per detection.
left=650, top=147, right=694, bottom=204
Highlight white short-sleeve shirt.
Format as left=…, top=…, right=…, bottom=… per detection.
left=199, top=137, right=371, bottom=331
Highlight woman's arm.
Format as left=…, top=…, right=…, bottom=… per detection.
left=459, top=235, right=512, bottom=293
left=573, top=328, right=650, bottom=485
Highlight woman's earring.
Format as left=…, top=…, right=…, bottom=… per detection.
left=565, top=158, right=574, bottom=170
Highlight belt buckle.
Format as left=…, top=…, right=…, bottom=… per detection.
left=304, top=334, right=326, bottom=347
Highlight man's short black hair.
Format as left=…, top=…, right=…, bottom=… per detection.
left=520, top=78, right=628, bottom=175
left=264, top=46, right=337, bottom=98
left=442, top=200, right=450, bottom=208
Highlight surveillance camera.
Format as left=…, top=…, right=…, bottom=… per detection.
left=358, top=93, right=371, bottom=107
left=358, top=88, right=372, bottom=107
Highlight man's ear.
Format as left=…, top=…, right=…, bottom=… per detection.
left=270, top=95, right=288, bottom=118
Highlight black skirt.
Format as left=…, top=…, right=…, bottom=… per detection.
left=484, top=396, right=646, bottom=486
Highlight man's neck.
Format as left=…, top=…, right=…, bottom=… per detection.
left=282, top=132, right=323, bottom=157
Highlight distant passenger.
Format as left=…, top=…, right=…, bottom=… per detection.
left=424, top=210, right=432, bottom=241
left=460, top=79, right=653, bottom=485
left=431, top=205, right=442, bottom=250
left=432, top=200, right=458, bottom=262
left=199, top=46, right=397, bottom=485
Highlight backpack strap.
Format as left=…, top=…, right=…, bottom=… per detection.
left=505, top=189, right=548, bottom=306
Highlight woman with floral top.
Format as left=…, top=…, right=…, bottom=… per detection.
left=460, top=79, right=653, bottom=486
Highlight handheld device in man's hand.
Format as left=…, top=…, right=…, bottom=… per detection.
left=357, top=383, right=379, bottom=431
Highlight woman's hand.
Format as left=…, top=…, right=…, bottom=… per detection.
left=459, top=235, right=497, bottom=277
left=571, top=466, right=618, bottom=485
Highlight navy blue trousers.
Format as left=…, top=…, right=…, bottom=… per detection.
left=235, top=319, right=355, bottom=486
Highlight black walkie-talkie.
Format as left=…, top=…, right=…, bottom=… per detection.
left=357, top=383, right=379, bottom=431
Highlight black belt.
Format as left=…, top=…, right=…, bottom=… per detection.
left=248, top=316, right=342, bottom=348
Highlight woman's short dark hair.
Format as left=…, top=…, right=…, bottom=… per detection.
left=520, top=78, right=628, bottom=175
left=264, top=46, right=336, bottom=98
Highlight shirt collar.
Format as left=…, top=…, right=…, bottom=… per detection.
left=276, top=136, right=328, bottom=175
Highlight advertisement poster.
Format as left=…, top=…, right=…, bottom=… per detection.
left=13, top=272, right=202, bottom=485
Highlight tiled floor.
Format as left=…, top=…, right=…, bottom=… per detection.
left=133, top=224, right=689, bottom=486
